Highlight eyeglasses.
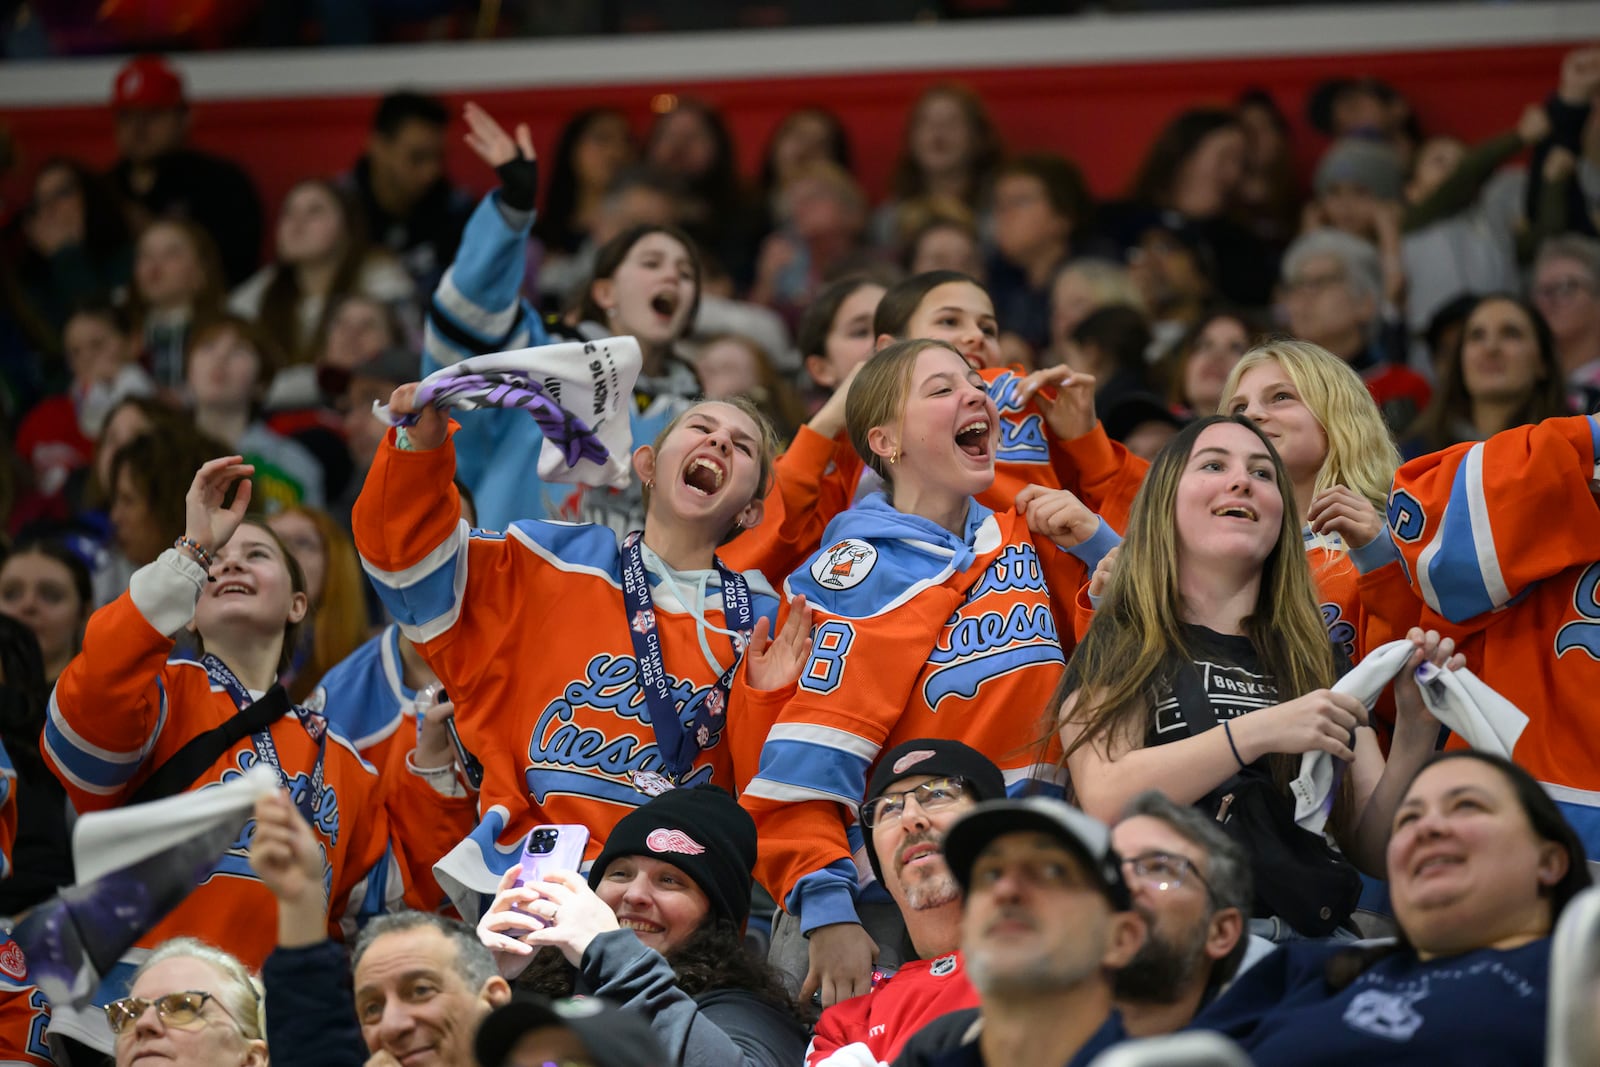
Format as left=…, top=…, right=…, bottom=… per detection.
left=861, top=776, right=971, bottom=829
left=1533, top=277, right=1597, bottom=304
left=1122, top=851, right=1214, bottom=900
left=105, top=991, right=241, bottom=1036
left=1280, top=272, right=1346, bottom=298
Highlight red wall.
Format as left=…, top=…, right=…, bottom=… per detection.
left=1, top=41, right=1565, bottom=223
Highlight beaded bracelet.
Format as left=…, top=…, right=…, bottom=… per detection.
left=1222, top=719, right=1247, bottom=770
left=174, top=536, right=214, bottom=570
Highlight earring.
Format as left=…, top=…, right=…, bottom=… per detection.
left=888, top=449, right=901, bottom=465
left=644, top=479, right=654, bottom=490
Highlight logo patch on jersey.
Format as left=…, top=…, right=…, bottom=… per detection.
left=646, top=828, right=706, bottom=855
left=930, top=954, right=958, bottom=977
left=813, top=539, right=878, bottom=590
left=893, top=749, right=937, bottom=775
left=632, top=610, right=657, bottom=635
left=0, top=940, right=26, bottom=981
left=630, top=770, right=676, bottom=797
left=1342, top=988, right=1426, bottom=1042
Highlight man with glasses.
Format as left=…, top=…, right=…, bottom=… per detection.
left=807, top=740, right=1006, bottom=1067
left=1532, top=236, right=1600, bottom=414
left=1110, top=791, right=1251, bottom=1038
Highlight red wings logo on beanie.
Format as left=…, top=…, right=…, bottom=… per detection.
left=893, top=749, right=937, bottom=775
left=645, top=828, right=706, bottom=855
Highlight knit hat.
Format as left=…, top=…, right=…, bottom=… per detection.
left=861, top=740, right=1006, bottom=883
left=587, top=786, right=756, bottom=928
left=476, top=995, right=666, bottom=1067
left=1314, top=137, right=1404, bottom=202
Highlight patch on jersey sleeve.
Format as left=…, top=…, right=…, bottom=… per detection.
left=812, top=539, right=878, bottom=590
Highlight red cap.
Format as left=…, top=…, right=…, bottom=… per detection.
left=111, top=55, right=186, bottom=111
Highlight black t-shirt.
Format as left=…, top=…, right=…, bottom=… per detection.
left=1147, top=624, right=1281, bottom=751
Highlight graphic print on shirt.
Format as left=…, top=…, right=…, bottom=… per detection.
left=1343, top=988, right=1427, bottom=1043
left=923, top=542, right=1062, bottom=708
left=206, top=749, right=340, bottom=896
left=813, top=539, right=878, bottom=590
left=1151, top=658, right=1279, bottom=738
left=986, top=371, right=1050, bottom=466
left=524, top=653, right=719, bottom=806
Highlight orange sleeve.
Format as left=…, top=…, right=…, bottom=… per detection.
left=721, top=426, right=861, bottom=586
left=1051, top=423, right=1149, bottom=534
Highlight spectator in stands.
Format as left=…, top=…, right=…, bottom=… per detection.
left=742, top=337, right=1117, bottom=1005
left=46, top=457, right=403, bottom=1016
left=1305, top=75, right=1418, bottom=163
left=346, top=90, right=473, bottom=296
left=126, top=218, right=226, bottom=393
left=1532, top=235, right=1600, bottom=413
left=1104, top=108, right=1274, bottom=307
left=332, top=345, right=417, bottom=523
left=255, top=784, right=509, bottom=1067
left=1197, top=752, right=1591, bottom=1065
left=759, top=107, right=853, bottom=228
left=1524, top=47, right=1600, bottom=248
left=1100, top=395, right=1185, bottom=463
left=477, top=787, right=809, bottom=1067
left=1404, top=294, right=1570, bottom=457
left=1307, top=138, right=1408, bottom=315
left=0, top=614, right=74, bottom=913
left=1044, top=259, right=1145, bottom=370
left=1234, top=89, right=1297, bottom=246
left=646, top=98, right=760, bottom=287
left=890, top=798, right=1143, bottom=1067
left=230, top=177, right=415, bottom=364
left=1278, top=228, right=1430, bottom=433
left=1057, top=415, right=1461, bottom=937
left=987, top=153, right=1092, bottom=354
left=692, top=333, right=807, bottom=440
left=14, top=299, right=153, bottom=524
left=1164, top=309, right=1256, bottom=419
left=108, top=937, right=268, bottom=1067
left=541, top=165, right=686, bottom=310
left=475, top=994, right=668, bottom=1067
left=749, top=160, right=870, bottom=321
left=185, top=315, right=326, bottom=510
left=0, top=538, right=91, bottom=687
left=15, top=158, right=134, bottom=349
left=533, top=108, right=637, bottom=304
left=873, top=84, right=1002, bottom=256
left=1110, top=791, right=1249, bottom=1038
left=905, top=213, right=983, bottom=281
left=1125, top=214, right=1217, bottom=363
left=105, top=55, right=263, bottom=287
left=805, top=741, right=1003, bottom=1067
left=266, top=504, right=369, bottom=701
left=107, top=430, right=220, bottom=569
left=1062, top=305, right=1155, bottom=414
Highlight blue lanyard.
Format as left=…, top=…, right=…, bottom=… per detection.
left=619, top=532, right=753, bottom=782
left=200, top=654, right=328, bottom=826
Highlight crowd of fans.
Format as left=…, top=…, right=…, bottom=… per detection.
left=0, top=35, right=1599, bottom=1067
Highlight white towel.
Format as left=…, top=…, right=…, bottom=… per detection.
left=375, top=336, right=643, bottom=490
left=1290, top=639, right=1528, bottom=835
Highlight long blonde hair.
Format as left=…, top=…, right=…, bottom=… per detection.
left=1057, top=415, right=1336, bottom=773
left=274, top=505, right=369, bottom=702
left=1219, top=338, right=1400, bottom=513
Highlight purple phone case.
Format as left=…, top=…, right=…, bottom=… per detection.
left=514, top=824, right=590, bottom=890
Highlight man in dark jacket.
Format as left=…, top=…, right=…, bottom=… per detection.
left=344, top=91, right=474, bottom=296
left=105, top=54, right=263, bottom=286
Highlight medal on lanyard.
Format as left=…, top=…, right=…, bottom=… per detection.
left=200, top=654, right=328, bottom=824
left=619, top=532, right=753, bottom=784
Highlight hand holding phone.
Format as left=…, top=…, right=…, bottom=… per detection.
left=514, top=824, right=590, bottom=927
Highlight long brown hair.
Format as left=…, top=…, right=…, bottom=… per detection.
left=1057, top=415, right=1335, bottom=775
left=259, top=179, right=369, bottom=365
left=125, top=217, right=226, bottom=331
left=889, top=83, right=1002, bottom=206
left=273, top=505, right=369, bottom=702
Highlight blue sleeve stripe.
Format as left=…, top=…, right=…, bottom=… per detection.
left=1417, top=443, right=1508, bottom=622
left=748, top=735, right=875, bottom=808
left=1588, top=415, right=1599, bottom=476
left=784, top=861, right=861, bottom=916
left=360, top=522, right=469, bottom=640
left=43, top=694, right=151, bottom=794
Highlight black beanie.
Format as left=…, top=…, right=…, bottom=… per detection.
left=588, top=785, right=756, bottom=929
left=861, top=739, right=1007, bottom=883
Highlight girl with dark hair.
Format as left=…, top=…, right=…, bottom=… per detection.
left=1057, top=415, right=1460, bottom=935
left=1404, top=294, right=1572, bottom=457
left=230, top=178, right=415, bottom=364
left=478, top=787, right=808, bottom=1067
left=430, top=103, right=706, bottom=534
left=44, top=456, right=402, bottom=987
left=126, top=217, right=227, bottom=390
left=0, top=538, right=93, bottom=685
left=872, top=84, right=1003, bottom=254
left=1101, top=108, right=1276, bottom=307
left=15, top=157, right=134, bottom=349
left=535, top=108, right=637, bottom=259
left=759, top=108, right=854, bottom=220
left=0, top=613, right=75, bottom=912
left=743, top=338, right=1118, bottom=1005
left=646, top=99, right=760, bottom=287
left=1198, top=751, right=1590, bottom=1065
left=1165, top=308, right=1259, bottom=417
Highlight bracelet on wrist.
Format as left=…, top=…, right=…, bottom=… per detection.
left=174, top=536, right=215, bottom=570
left=1222, top=719, right=1247, bottom=770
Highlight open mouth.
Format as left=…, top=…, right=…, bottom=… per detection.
left=1412, top=854, right=1463, bottom=878
left=1212, top=504, right=1258, bottom=521
left=682, top=456, right=726, bottom=495
left=955, top=418, right=990, bottom=459
left=214, top=582, right=254, bottom=597
left=620, top=917, right=665, bottom=934
left=650, top=289, right=681, bottom=319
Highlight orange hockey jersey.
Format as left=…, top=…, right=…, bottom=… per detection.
left=741, top=495, right=1115, bottom=931
left=41, top=555, right=403, bottom=970
left=352, top=427, right=780, bottom=916
left=1385, top=414, right=1600, bottom=852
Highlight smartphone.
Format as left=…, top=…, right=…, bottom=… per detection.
left=514, top=824, right=591, bottom=891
